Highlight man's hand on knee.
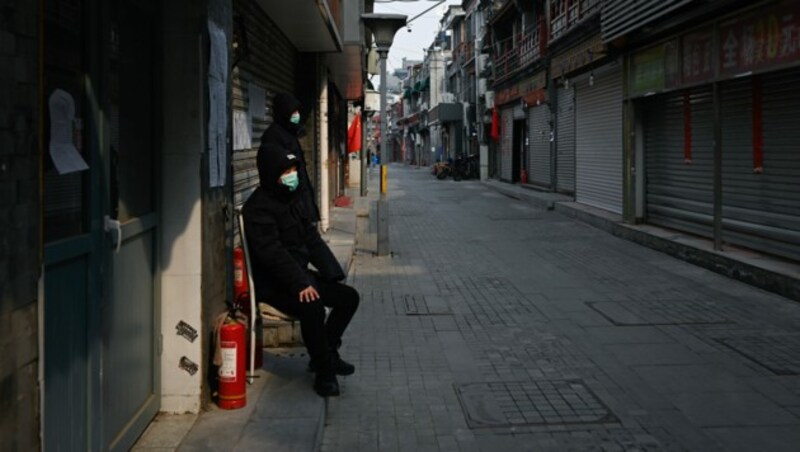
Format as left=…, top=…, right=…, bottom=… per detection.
left=299, top=285, right=320, bottom=303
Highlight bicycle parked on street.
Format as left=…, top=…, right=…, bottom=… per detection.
left=432, top=154, right=479, bottom=181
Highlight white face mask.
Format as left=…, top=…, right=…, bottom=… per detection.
left=290, top=112, right=301, bottom=125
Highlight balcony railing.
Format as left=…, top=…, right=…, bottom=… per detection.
left=492, top=22, right=546, bottom=84
left=454, top=41, right=474, bottom=67
left=550, top=0, right=601, bottom=41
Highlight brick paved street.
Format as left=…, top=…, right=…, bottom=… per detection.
left=321, top=165, right=800, bottom=452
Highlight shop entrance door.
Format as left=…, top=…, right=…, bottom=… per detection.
left=43, top=1, right=160, bottom=450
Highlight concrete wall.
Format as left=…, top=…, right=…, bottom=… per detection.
left=202, top=0, right=233, bottom=408
left=159, top=0, right=207, bottom=413
left=0, top=1, right=42, bottom=449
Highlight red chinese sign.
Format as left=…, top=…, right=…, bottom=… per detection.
left=682, top=31, right=714, bottom=85
left=495, top=84, right=520, bottom=106
left=719, top=3, right=800, bottom=76
left=495, top=71, right=547, bottom=106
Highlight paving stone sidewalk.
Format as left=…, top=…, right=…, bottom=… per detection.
left=133, top=204, right=357, bottom=452
left=322, top=165, right=800, bottom=452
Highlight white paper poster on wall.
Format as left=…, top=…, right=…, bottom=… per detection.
left=207, top=20, right=228, bottom=187
left=233, top=110, right=252, bottom=150
left=48, top=89, right=89, bottom=175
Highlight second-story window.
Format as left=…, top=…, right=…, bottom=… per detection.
left=551, top=0, right=567, bottom=40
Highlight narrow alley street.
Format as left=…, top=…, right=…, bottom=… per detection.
left=322, top=165, right=800, bottom=451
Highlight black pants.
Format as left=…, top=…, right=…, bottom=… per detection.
left=267, top=275, right=360, bottom=366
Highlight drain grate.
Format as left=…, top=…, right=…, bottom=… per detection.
left=487, top=214, right=545, bottom=221
left=586, top=299, right=733, bottom=326
left=716, top=334, right=800, bottom=376
left=455, top=379, right=618, bottom=429
left=399, top=294, right=452, bottom=316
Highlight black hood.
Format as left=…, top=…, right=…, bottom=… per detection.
left=257, top=143, right=302, bottom=194
left=273, top=92, right=302, bottom=133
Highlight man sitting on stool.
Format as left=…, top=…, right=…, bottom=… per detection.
left=243, top=144, right=359, bottom=397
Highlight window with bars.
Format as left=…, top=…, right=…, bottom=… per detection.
left=550, top=0, right=601, bottom=41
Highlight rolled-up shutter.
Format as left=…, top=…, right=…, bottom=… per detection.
left=556, top=87, right=575, bottom=194
left=232, top=0, right=297, bottom=207
left=528, top=103, right=551, bottom=187
left=575, top=65, right=623, bottom=214
left=721, top=69, right=800, bottom=261
left=644, top=87, right=714, bottom=238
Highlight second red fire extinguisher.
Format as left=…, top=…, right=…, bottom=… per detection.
left=233, top=247, right=249, bottom=303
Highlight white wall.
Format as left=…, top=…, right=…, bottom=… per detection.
left=159, top=0, right=207, bottom=413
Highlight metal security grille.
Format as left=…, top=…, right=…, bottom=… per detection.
left=231, top=0, right=297, bottom=208
left=556, top=86, right=576, bottom=194
left=721, top=70, right=800, bottom=261
left=575, top=65, right=623, bottom=214
left=644, top=87, right=714, bottom=238
left=601, top=0, right=693, bottom=42
left=500, top=106, right=514, bottom=181
left=528, top=103, right=551, bottom=187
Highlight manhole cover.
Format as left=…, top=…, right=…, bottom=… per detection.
left=487, top=214, right=545, bottom=221
left=399, top=294, right=452, bottom=316
left=455, top=380, right=618, bottom=429
left=716, top=334, right=800, bottom=376
left=587, top=300, right=733, bottom=326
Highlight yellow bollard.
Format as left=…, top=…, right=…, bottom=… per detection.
left=377, top=164, right=389, bottom=255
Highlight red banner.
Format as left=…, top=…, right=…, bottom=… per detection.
left=683, top=91, right=692, bottom=165
left=490, top=107, right=500, bottom=142
left=347, top=113, right=361, bottom=153
left=752, top=77, right=764, bottom=174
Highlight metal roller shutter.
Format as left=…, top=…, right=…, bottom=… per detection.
left=644, top=87, right=714, bottom=238
left=721, top=70, right=800, bottom=261
left=556, top=87, right=575, bottom=193
left=232, top=0, right=297, bottom=207
left=575, top=65, right=623, bottom=214
left=528, top=103, right=551, bottom=187
left=500, top=106, right=514, bottom=181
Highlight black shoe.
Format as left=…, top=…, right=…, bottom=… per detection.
left=314, top=372, right=340, bottom=397
left=308, top=356, right=355, bottom=376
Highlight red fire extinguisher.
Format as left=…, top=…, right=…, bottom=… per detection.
left=218, top=318, right=247, bottom=409
left=233, top=246, right=262, bottom=369
left=233, top=247, right=249, bottom=304
left=520, top=169, right=528, bottom=184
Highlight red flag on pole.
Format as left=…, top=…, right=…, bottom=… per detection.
left=347, top=112, right=361, bottom=153
left=490, top=107, right=500, bottom=142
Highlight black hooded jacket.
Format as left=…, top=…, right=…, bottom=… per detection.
left=244, top=144, right=312, bottom=298
left=259, top=92, right=321, bottom=223
left=243, top=143, right=344, bottom=300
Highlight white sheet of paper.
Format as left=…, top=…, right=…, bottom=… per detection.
left=233, top=110, right=252, bottom=150
left=207, top=20, right=228, bottom=187
left=48, top=89, right=89, bottom=175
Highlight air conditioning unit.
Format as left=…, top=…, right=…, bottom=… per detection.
left=478, top=54, right=489, bottom=70
left=367, top=48, right=379, bottom=76
left=364, top=90, right=380, bottom=112
left=478, top=79, right=487, bottom=95
left=485, top=90, right=495, bottom=109
left=442, top=92, right=456, bottom=103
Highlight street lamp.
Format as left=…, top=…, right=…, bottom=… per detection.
left=362, top=13, right=406, bottom=256
left=362, top=13, right=406, bottom=169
